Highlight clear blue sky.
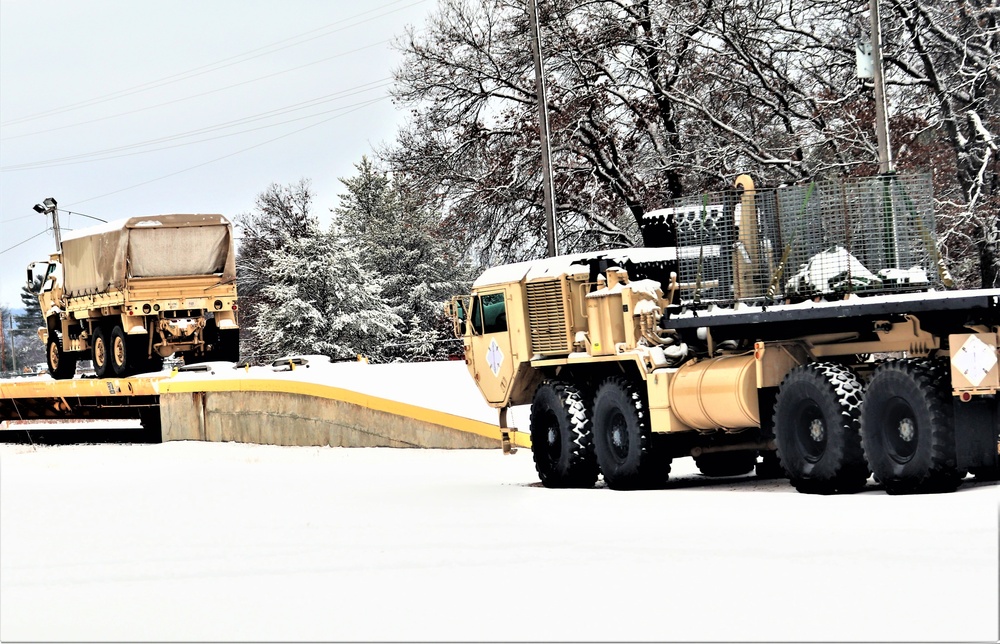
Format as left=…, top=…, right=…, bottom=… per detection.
left=0, top=0, right=434, bottom=307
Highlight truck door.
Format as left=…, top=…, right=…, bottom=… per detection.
left=467, top=289, right=515, bottom=404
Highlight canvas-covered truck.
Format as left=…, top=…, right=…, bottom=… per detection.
left=27, top=214, right=239, bottom=380
left=447, top=173, right=1000, bottom=495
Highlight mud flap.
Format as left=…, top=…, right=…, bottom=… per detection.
left=954, top=397, right=999, bottom=470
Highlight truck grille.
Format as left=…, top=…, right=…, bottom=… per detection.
left=526, top=279, right=572, bottom=355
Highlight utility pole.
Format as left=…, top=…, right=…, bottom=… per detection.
left=526, top=0, right=558, bottom=257
left=0, top=311, right=6, bottom=374
left=7, top=314, right=15, bottom=375
left=869, top=0, right=894, bottom=174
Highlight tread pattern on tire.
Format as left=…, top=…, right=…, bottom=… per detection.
left=773, top=362, right=869, bottom=494
left=593, top=375, right=670, bottom=490
left=47, top=334, right=77, bottom=380
left=861, top=358, right=960, bottom=494
left=529, top=379, right=598, bottom=488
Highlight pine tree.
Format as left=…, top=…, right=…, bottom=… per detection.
left=236, top=179, right=315, bottom=361
left=334, top=157, right=471, bottom=361
left=252, top=222, right=402, bottom=363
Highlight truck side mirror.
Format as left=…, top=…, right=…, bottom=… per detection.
left=448, top=296, right=468, bottom=337
left=26, top=262, right=48, bottom=294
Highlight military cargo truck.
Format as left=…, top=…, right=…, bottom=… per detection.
left=447, top=173, right=1000, bottom=494
left=27, top=214, right=239, bottom=379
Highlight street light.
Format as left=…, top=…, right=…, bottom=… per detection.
left=33, top=197, right=61, bottom=251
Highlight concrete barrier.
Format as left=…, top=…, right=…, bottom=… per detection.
left=158, top=377, right=528, bottom=449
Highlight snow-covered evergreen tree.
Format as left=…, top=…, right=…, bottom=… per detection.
left=252, top=220, right=402, bottom=363
left=236, top=179, right=316, bottom=361
left=334, top=156, right=471, bottom=361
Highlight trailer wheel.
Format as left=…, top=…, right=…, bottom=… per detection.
left=109, top=324, right=131, bottom=377
left=773, top=363, right=870, bottom=494
left=861, top=360, right=960, bottom=494
left=47, top=334, right=77, bottom=380
left=529, top=380, right=598, bottom=488
left=92, top=324, right=110, bottom=379
left=593, top=376, right=669, bottom=490
left=694, top=450, right=758, bottom=477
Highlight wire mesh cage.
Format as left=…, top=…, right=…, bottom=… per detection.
left=643, top=173, right=944, bottom=307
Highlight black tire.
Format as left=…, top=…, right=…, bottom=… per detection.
left=773, top=363, right=870, bottom=494
left=695, top=450, right=758, bottom=477
left=529, top=380, right=598, bottom=488
left=92, top=324, right=110, bottom=379
left=108, top=324, right=131, bottom=378
left=861, top=359, right=961, bottom=494
left=47, top=333, right=77, bottom=380
left=592, top=375, right=669, bottom=490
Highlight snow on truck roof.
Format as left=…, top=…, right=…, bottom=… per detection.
left=471, top=246, right=719, bottom=288
left=60, top=214, right=230, bottom=243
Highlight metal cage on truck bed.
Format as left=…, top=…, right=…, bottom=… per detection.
left=642, top=173, right=946, bottom=307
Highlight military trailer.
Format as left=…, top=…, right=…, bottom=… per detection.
left=27, top=214, right=239, bottom=380
left=448, top=173, right=1000, bottom=494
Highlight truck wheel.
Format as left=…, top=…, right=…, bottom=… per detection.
left=92, top=325, right=110, bottom=379
left=529, top=380, right=598, bottom=488
left=109, top=324, right=131, bottom=378
left=773, top=363, right=869, bottom=494
left=695, top=450, right=758, bottom=477
left=592, top=376, right=669, bottom=490
left=861, top=359, right=960, bottom=494
left=47, top=334, right=77, bottom=380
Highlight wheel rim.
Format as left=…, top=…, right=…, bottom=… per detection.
left=607, top=410, right=630, bottom=462
left=794, top=401, right=827, bottom=463
left=49, top=341, right=59, bottom=370
left=882, top=397, right=918, bottom=464
left=94, top=336, right=106, bottom=367
left=113, top=334, right=126, bottom=367
left=541, top=411, right=561, bottom=464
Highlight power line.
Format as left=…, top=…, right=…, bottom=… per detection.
left=1, top=41, right=393, bottom=143
left=68, top=95, right=389, bottom=207
left=2, top=80, right=393, bottom=171
left=0, top=229, right=50, bottom=256
left=0, top=0, right=427, bottom=128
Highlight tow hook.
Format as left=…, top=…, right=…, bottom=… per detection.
left=499, top=407, right=517, bottom=454
left=501, top=431, right=518, bottom=455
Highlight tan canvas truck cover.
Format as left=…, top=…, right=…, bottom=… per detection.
left=60, top=214, right=236, bottom=297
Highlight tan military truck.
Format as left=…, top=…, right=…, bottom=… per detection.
left=448, top=174, right=1000, bottom=494
left=27, top=214, right=239, bottom=379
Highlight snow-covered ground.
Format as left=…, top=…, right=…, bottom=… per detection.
left=1, top=440, right=997, bottom=642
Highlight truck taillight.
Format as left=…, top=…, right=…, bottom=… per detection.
left=142, top=304, right=151, bottom=314
left=214, top=300, right=223, bottom=310
left=232, top=304, right=238, bottom=311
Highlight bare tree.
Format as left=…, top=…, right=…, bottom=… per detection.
left=388, top=0, right=1000, bottom=285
